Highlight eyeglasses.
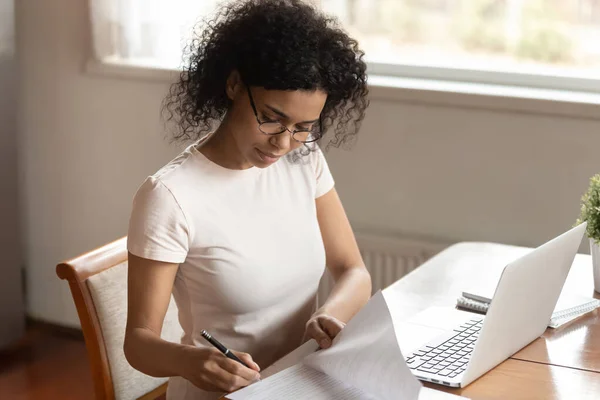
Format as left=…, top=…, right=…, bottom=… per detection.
left=246, top=86, right=322, bottom=144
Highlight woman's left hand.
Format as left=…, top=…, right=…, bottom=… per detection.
left=304, top=312, right=346, bottom=349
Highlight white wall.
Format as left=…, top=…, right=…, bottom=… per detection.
left=17, top=0, right=600, bottom=327
left=17, top=0, right=182, bottom=326
left=327, top=100, right=599, bottom=247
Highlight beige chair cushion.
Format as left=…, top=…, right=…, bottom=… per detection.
left=87, top=261, right=183, bottom=400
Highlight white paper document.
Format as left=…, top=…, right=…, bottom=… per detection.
left=302, top=291, right=422, bottom=400
left=259, top=339, right=320, bottom=379
left=228, top=363, right=377, bottom=400
left=229, top=291, right=467, bottom=400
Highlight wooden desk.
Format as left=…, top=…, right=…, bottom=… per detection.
left=423, top=358, right=600, bottom=400
left=385, top=242, right=600, bottom=399
left=224, top=242, right=599, bottom=399
left=512, top=259, right=600, bottom=373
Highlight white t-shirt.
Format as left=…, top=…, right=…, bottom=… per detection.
left=127, top=143, right=335, bottom=400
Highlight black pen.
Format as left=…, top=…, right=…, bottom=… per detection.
left=200, top=330, right=251, bottom=369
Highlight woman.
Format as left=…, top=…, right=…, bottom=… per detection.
left=124, top=1, right=371, bottom=399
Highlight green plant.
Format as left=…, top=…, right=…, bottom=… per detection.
left=576, top=174, right=600, bottom=244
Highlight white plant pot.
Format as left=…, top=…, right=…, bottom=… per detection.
left=592, top=238, right=600, bottom=294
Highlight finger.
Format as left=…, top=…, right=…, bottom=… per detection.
left=217, top=356, right=261, bottom=383
left=319, top=316, right=345, bottom=338
left=306, top=319, right=333, bottom=349
left=232, top=351, right=261, bottom=372
left=203, top=358, right=251, bottom=393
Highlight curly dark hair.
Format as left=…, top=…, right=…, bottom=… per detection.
left=163, top=0, right=369, bottom=150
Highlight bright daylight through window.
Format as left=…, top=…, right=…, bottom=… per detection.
left=91, top=0, right=600, bottom=91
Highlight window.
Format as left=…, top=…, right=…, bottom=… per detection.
left=90, top=0, right=600, bottom=92
left=90, top=0, right=221, bottom=69
left=321, top=0, right=600, bottom=92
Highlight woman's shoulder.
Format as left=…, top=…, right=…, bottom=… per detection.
left=286, top=146, right=332, bottom=181
left=132, top=144, right=203, bottom=204
left=291, top=145, right=335, bottom=196
left=278, top=145, right=334, bottom=197
left=152, top=144, right=199, bottom=182
left=281, top=145, right=326, bottom=170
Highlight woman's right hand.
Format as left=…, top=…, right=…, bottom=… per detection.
left=182, top=346, right=262, bottom=393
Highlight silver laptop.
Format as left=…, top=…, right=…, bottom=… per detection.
left=405, top=223, right=587, bottom=388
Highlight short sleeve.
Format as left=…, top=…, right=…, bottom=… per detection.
left=314, top=148, right=335, bottom=198
left=127, top=176, right=189, bottom=263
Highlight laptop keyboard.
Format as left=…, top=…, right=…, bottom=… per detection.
left=406, top=317, right=483, bottom=380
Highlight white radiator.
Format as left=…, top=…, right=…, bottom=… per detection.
left=317, top=233, right=449, bottom=304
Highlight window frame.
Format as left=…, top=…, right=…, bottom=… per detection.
left=85, top=55, right=600, bottom=123
left=368, top=61, right=600, bottom=95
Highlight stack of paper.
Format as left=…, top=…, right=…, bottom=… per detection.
left=228, top=292, right=468, bottom=400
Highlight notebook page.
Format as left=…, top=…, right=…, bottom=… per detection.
left=303, top=291, right=422, bottom=400
left=552, top=295, right=600, bottom=316
left=227, top=363, right=376, bottom=400
left=260, top=340, right=319, bottom=379
left=549, top=296, right=600, bottom=328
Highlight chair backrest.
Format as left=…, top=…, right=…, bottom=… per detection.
left=56, top=237, right=183, bottom=400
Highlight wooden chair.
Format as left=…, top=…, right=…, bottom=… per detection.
left=56, top=237, right=183, bottom=400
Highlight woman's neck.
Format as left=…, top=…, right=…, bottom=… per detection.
left=199, top=119, right=253, bottom=170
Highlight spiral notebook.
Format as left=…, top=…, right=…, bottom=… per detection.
left=456, top=293, right=600, bottom=328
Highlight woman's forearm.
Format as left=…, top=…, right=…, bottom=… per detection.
left=317, top=266, right=372, bottom=322
left=124, top=327, right=192, bottom=378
